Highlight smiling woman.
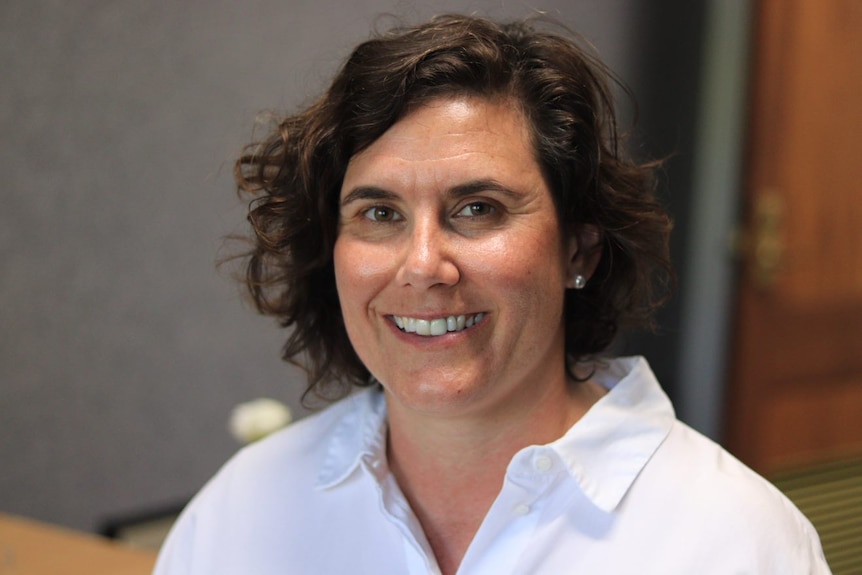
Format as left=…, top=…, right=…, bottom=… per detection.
left=334, top=97, right=589, bottom=425
left=234, top=16, right=673, bottom=405
left=153, top=14, right=831, bottom=575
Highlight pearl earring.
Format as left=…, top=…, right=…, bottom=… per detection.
left=573, top=274, right=587, bottom=289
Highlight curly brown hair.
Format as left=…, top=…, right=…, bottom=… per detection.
left=235, top=14, right=673, bottom=401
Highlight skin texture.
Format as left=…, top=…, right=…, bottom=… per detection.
left=333, top=96, right=603, bottom=574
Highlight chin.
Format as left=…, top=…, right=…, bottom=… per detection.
left=382, top=370, right=497, bottom=417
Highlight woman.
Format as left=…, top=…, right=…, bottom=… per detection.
left=154, top=14, right=829, bottom=574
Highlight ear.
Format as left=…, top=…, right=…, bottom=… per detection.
left=564, top=224, right=603, bottom=289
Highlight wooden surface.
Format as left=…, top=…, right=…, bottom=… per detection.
left=0, top=513, right=156, bottom=575
left=726, top=0, right=862, bottom=472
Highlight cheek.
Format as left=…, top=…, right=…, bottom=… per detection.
left=469, top=228, right=567, bottom=287
left=333, top=239, right=393, bottom=311
left=469, top=231, right=568, bottom=330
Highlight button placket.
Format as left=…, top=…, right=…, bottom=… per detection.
left=509, top=458, right=554, bottom=517
left=372, top=465, right=440, bottom=575
left=502, top=448, right=561, bottom=519
left=463, top=472, right=549, bottom=575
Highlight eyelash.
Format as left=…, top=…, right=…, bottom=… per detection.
left=455, top=202, right=495, bottom=218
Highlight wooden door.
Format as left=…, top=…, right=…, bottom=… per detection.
left=725, top=0, right=862, bottom=474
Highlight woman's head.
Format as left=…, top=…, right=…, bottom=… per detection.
left=236, top=14, right=673, bottom=400
left=333, top=96, right=597, bottom=416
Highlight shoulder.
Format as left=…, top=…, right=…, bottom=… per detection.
left=655, top=421, right=798, bottom=515
left=580, top=357, right=828, bottom=571
left=153, top=389, right=382, bottom=574
left=634, top=420, right=829, bottom=571
left=200, top=388, right=378, bottom=502
left=197, top=393, right=344, bottom=487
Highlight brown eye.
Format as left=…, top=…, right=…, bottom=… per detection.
left=363, top=206, right=401, bottom=222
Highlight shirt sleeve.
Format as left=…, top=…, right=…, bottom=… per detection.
left=151, top=506, right=196, bottom=575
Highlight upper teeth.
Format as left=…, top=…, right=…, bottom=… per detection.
left=392, top=313, right=485, bottom=336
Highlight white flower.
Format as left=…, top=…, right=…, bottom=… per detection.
left=228, top=398, right=292, bottom=444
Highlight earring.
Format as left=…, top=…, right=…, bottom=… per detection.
left=573, top=274, right=587, bottom=289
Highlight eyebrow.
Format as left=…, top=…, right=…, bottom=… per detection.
left=340, top=179, right=522, bottom=206
left=340, top=186, right=398, bottom=206
left=450, top=179, right=522, bottom=199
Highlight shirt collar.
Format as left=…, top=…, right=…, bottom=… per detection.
left=546, top=356, right=676, bottom=512
left=316, top=388, right=388, bottom=489
left=315, top=356, right=675, bottom=513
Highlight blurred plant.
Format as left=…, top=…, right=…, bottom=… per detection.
left=228, top=398, right=292, bottom=444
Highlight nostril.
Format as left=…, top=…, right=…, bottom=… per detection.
left=396, top=245, right=460, bottom=288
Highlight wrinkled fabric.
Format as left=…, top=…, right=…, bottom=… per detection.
left=154, top=357, right=831, bottom=574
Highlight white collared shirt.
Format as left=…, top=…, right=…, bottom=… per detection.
left=154, top=357, right=830, bottom=574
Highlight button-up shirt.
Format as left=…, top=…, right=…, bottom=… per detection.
left=154, top=357, right=830, bottom=574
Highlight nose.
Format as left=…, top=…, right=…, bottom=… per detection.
left=395, top=218, right=460, bottom=289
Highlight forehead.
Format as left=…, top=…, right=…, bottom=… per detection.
left=342, top=96, right=539, bottom=189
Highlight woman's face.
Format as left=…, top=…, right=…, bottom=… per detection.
left=334, top=96, right=586, bottom=421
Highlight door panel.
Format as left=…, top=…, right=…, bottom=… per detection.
left=726, top=0, right=862, bottom=473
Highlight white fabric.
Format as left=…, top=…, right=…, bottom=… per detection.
left=153, top=357, right=831, bottom=574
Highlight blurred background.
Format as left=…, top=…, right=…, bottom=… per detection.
left=2, top=0, right=860, bottom=571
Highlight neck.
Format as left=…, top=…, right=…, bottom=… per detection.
left=384, top=374, right=605, bottom=575
left=386, top=362, right=604, bottom=468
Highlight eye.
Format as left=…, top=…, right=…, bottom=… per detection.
left=455, top=202, right=495, bottom=218
left=363, top=206, right=402, bottom=222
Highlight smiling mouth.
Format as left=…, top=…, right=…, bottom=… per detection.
left=391, top=313, right=486, bottom=337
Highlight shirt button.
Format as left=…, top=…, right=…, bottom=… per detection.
left=535, top=455, right=553, bottom=472
left=513, top=503, right=531, bottom=516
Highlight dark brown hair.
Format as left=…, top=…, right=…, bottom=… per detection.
left=235, top=14, right=673, bottom=401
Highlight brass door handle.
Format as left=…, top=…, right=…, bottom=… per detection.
left=752, top=192, right=784, bottom=288
left=733, top=191, right=785, bottom=289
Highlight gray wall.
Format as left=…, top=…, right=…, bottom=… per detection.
left=1, top=0, right=691, bottom=533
